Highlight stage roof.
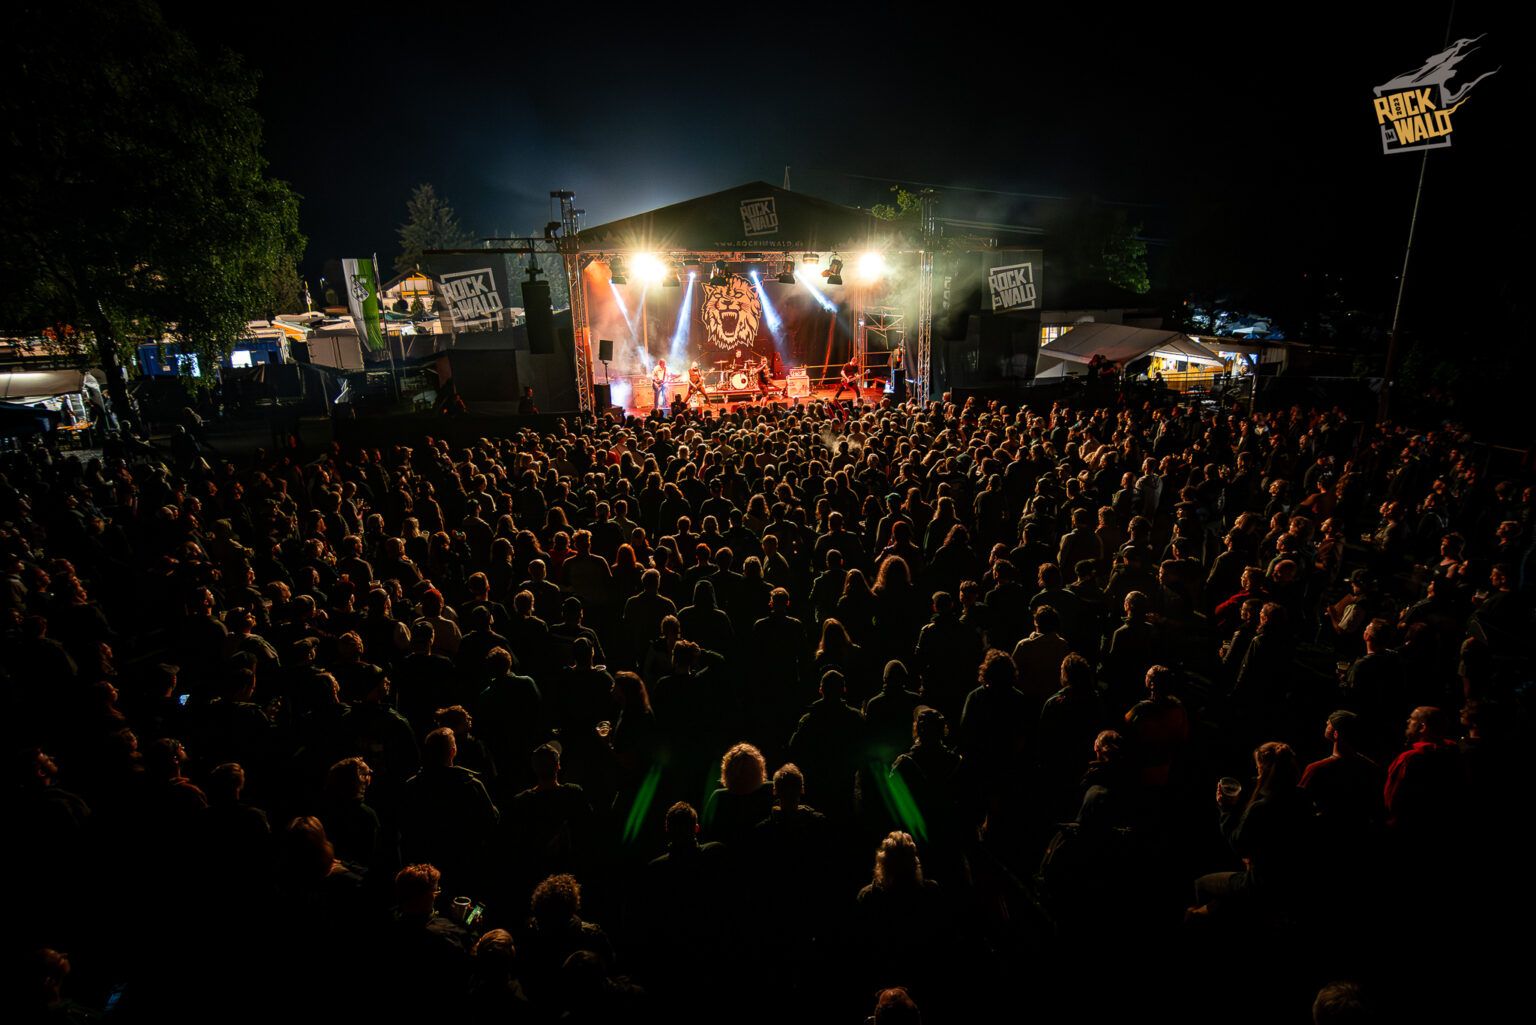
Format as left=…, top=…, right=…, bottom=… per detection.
left=1041, top=323, right=1224, bottom=367
left=577, top=182, right=912, bottom=254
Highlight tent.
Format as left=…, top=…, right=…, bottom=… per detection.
left=1038, top=323, right=1224, bottom=375
left=0, top=368, right=104, bottom=401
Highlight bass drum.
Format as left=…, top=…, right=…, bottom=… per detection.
left=729, top=371, right=751, bottom=390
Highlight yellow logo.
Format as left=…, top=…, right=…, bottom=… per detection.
left=1373, top=36, right=1499, bottom=154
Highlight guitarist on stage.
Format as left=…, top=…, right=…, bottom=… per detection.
left=832, top=355, right=860, bottom=400
left=756, top=362, right=787, bottom=403
left=685, top=362, right=706, bottom=404
left=652, top=360, right=669, bottom=412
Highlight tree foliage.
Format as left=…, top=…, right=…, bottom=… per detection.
left=1042, top=198, right=1151, bottom=300
left=871, top=187, right=922, bottom=223
left=396, top=184, right=471, bottom=275
left=0, top=0, right=304, bottom=407
left=1103, top=219, right=1150, bottom=295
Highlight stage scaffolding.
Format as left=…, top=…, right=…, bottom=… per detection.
left=917, top=189, right=937, bottom=403
left=554, top=191, right=593, bottom=414
left=864, top=305, right=904, bottom=382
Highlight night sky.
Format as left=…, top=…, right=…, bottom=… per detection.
left=161, top=1, right=1516, bottom=323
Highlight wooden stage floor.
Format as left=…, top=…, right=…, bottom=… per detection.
left=615, top=384, right=892, bottom=419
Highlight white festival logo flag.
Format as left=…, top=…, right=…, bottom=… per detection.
left=439, top=267, right=507, bottom=327
left=988, top=263, right=1038, bottom=311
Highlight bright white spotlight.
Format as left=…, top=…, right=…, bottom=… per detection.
left=796, top=265, right=839, bottom=312
left=632, top=253, right=666, bottom=283
left=857, top=251, right=886, bottom=280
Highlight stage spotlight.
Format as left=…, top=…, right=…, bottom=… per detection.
left=802, top=252, right=819, bottom=265
left=857, top=251, right=886, bottom=280
left=544, top=221, right=562, bottom=240
left=609, top=257, right=627, bottom=285
left=823, top=255, right=844, bottom=285
left=710, top=260, right=729, bottom=286
left=633, top=253, right=666, bottom=283
left=662, top=261, right=681, bottom=287
left=777, top=260, right=796, bottom=284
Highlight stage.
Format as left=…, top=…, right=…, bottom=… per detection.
left=613, top=382, right=893, bottom=419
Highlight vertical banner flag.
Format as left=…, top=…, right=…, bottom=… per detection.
left=342, top=258, right=386, bottom=351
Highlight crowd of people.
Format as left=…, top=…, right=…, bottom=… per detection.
left=8, top=387, right=1532, bottom=1023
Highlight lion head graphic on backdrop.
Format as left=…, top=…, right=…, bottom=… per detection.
left=700, top=275, right=762, bottom=350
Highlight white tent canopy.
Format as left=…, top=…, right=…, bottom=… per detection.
left=0, top=368, right=104, bottom=402
left=1040, top=323, right=1225, bottom=369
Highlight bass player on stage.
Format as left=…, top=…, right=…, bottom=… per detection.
left=652, top=360, right=669, bottom=411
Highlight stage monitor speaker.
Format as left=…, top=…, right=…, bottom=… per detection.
left=597, top=338, right=614, bottom=363
left=592, top=384, right=612, bottom=409
left=290, top=341, right=311, bottom=365
left=524, top=281, right=555, bottom=353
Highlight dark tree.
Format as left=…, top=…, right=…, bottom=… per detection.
left=396, top=184, right=470, bottom=275
left=1, top=0, right=304, bottom=428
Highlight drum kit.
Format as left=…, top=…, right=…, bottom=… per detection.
left=713, top=357, right=765, bottom=392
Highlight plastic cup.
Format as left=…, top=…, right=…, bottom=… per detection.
left=1218, top=777, right=1243, bottom=799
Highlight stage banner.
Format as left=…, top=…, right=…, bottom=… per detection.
left=342, top=258, right=386, bottom=351
left=423, top=253, right=518, bottom=332
left=984, top=252, right=1042, bottom=312
left=699, top=274, right=763, bottom=351
left=938, top=249, right=1043, bottom=337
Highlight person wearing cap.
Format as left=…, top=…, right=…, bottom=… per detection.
left=549, top=598, right=607, bottom=677
left=1326, top=569, right=1391, bottom=656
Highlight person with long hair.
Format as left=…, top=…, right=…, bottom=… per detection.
left=1189, top=740, right=1313, bottom=920
left=813, top=617, right=865, bottom=703
left=701, top=742, right=774, bottom=847
left=610, top=542, right=643, bottom=600
left=834, top=567, right=877, bottom=649
left=853, top=831, right=946, bottom=983
left=871, top=556, right=920, bottom=660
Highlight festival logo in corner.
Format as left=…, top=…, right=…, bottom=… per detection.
left=1372, top=35, right=1500, bottom=154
